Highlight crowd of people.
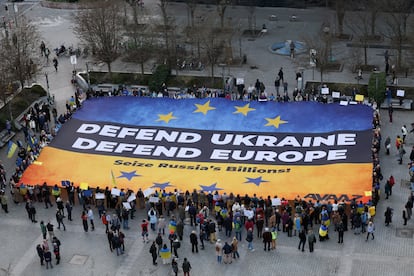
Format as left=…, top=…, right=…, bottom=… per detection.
left=0, top=71, right=412, bottom=274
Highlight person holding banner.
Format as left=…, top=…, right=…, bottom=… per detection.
left=148, top=207, right=158, bottom=231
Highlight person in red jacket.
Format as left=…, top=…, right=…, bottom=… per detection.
left=245, top=219, right=254, bottom=232
left=389, top=175, right=395, bottom=195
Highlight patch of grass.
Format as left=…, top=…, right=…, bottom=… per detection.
left=0, top=85, right=47, bottom=129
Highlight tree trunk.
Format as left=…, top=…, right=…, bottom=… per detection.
left=190, top=9, right=195, bottom=27
left=107, top=62, right=112, bottom=81
left=370, top=11, right=376, bottom=36
left=364, top=45, right=368, bottom=66
left=336, top=0, right=345, bottom=36
left=320, top=69, right=324, bottom=84
left=211, top=64, right=215, bottom=87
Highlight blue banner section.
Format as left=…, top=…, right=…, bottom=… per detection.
left=72, top=98, right=373, bottom=133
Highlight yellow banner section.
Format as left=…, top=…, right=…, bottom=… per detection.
left=20, top=147, right=372, bottom=201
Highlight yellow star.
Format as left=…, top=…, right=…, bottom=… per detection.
left=265, top=115, right=288, bottom=128
left=156, top=112, right=177, bottom=123
left=193, top=100, right=216, bottom=115
left=233, top=103, right=256, bottom=116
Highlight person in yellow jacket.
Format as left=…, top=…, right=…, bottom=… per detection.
left=271, top=228, right=278, bottom=250
left=51, top=184, right=61, bottom=202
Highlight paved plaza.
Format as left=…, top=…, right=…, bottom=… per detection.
left=0, top=2, right=413, bottom=276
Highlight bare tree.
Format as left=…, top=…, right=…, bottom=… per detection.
left=246, top=0, right=257, bottom=36
left=346, top=11, right=372, bottom=66
left=158, top=0, right=171, bottom=61
left=0, top=39, right=15, bottom=121
left=216, top=0, right=231, bottom=30
left=201, top=27, right=224, bottom=85
left=364, top=0, right=381, bottom=36
left=185, top=0, right=198, bottom=27
left=382, top=0, right=413, bottom=68
left=125, top=24, right=156, bottom=76
left=303, top=25, right=333, bottom=83
left=73, top=1, right=123, bottom=76
left=335, top=0, right=346, bottom=36
left=0, top=15, right=41, bottom=89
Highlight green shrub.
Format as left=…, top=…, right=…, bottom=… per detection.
left=149, top=65, right=171, bottom=92
left=368, top=72, right=386, bottom=104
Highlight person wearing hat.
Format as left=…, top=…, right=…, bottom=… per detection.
left=189, top=230, right=198, bottom=253
left=215, top=239, right=223, bottom=263
left=168, top=229, right=177, bottom=252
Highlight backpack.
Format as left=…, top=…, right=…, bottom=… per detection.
left=234, top=222, right=241, bottom=231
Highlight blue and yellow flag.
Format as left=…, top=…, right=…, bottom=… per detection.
left=7, top=140, right=17, bottom=158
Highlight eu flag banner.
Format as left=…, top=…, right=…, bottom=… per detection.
left=7, top=140, right=17, bottom=159
left=19, top=97, right=373, bottom=202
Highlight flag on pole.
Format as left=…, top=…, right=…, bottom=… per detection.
left=7, top=140, right=17, bottom=158
left=111, top=170, right=117, bottom=187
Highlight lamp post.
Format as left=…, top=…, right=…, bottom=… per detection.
left=85, top=62, right=91, bottom=90
left=323, top=26, right=331, bottom=63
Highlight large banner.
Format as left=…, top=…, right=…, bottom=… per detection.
left=20, top=97, right=373, bottom=202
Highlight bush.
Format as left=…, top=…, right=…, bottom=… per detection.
left=368, top=72, right=386, bottom=104
left=149, top=65, right=171, bottom=92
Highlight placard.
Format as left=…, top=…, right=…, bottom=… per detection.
left=271, top=198, right=281, bottom=206
left=70, top=55, right=77, bottom=65
left=127, top=193, right=136, bottom=202
left=149, top=196, right=159, bottom=203
left=61, top=180, right=70, bottom=187
left=397, top=89, right=405, bottom=97
left=355, top=94, right=364, bottom=102
left=83, top=190, right=92, bottom=197
left=79, top=182, right=88, bottom=190
left=111, top=188, right=121, bottom=196
left=236, top=78, right=244, bottom=85
left=122, top=202, right=131, bottom=209
left=339, top=100, right=348, bottom=106
left=95, top=193, right=105, bottom=200
left=349, top=101, right=357, bottom=105
left=321, top=87, right=329, bottom=95
left=143, top=188, right=155, bottom=198
left=332, top=91, right=340, bottom=98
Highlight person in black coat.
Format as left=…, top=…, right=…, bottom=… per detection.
left=149, top=242, right=157, bottom=265
left=298, top=229, right=307, bottom=251
left=385, top=207, right=393, bottom=226
left=189, top=230, right=198, bottom=253
left=36, top=244, right=44, bottom=266
left=262, top=227, right=272, bottom=251
left=337, top=221, right=344, bottom=243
